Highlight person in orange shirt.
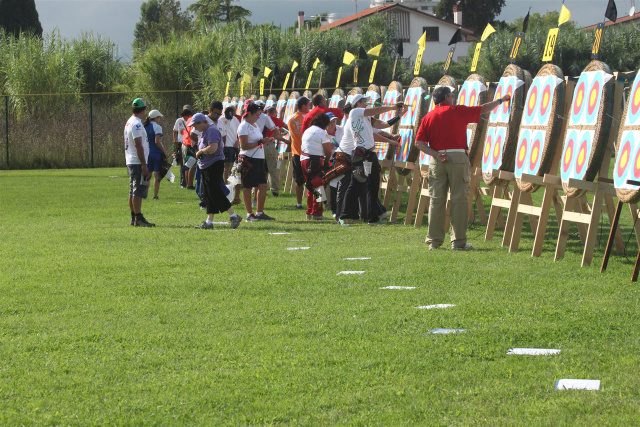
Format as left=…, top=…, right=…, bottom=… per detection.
left=287, top=96, right=311, bottom=209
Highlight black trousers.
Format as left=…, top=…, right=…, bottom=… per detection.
left=201, top=160, right=231, bottom=215
left=340, top=156, right=381, bottom=223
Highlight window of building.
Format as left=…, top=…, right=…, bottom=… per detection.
left=422, top=26, right=439, bottom=42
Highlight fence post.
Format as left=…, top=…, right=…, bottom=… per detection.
left=175, top=91, right=179, bottom=119
left=4, top=96, right=8, bottom=169
left=90, top=93, right=94, bottom=168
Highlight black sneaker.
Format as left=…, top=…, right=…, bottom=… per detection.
left=134, top=216, right=155, bottom=227
left=230, top=215, right=242, bottom=229
left=194, top=221, right=213, bottom=229
left=294, top=204, right=304, bottom=210
left=272, top=191, right=279, bottom=197
left=256, top=212, right=275, bottom=221
left=153, top=196, right=159, bottom=200
left=131, top=215, right=135, bottom=226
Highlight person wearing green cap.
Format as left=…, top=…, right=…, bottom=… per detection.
left=124, top=98, right=155, bottom=227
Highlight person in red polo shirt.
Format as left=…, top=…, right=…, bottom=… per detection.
left=301, top=94, right=344, bottom=134
left=416, top=86, right=510, bottom=251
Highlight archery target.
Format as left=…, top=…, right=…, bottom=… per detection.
left=401, top=87, right=422, bottom=126
left=329, top=95, right=342, bottom=108
left=570, top=71, right=610, bottom=126
left=614, top=131, right=640, bottom=189
left=560, top=129, right=594, bottom=183
left=458, top=81, right=485, bottom=107
left=375, top=87, right=402, bottom=161
left=514, top=130, right=545, bottom=178
left=396, top=129, right=414, bottom=162
left=482, top=127, right=507, bottom=174
left=524, top=79, right=539, bottom=125
left=625, top=73, right=640, bottom=126
left=276, top=100, right=286, bottom=117
left=366, top=91, right=379, bottom=107
left=523, top=75, right=560, bottom=127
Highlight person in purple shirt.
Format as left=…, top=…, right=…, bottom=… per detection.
left=190, top=113, right=242, bottom=229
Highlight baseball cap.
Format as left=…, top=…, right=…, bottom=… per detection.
left=188, top=113, right=208, bottom=126
left=254, top=99, right=265, bottom=107
left=244, top=99, right=253, bottom=109
left=350, top=94, right=368, bottom=106
left=132, top=98, right=147, bottom=108
left=326, top=112, right=338, bottom=121
left=148, top=109, right=163, bottom=119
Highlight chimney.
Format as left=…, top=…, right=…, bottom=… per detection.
left=297, top=11, right=304, bottom=36
left=453, top=2, right=463, bottom=26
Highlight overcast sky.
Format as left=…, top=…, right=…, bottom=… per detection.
left=34, top=0, right=635, bottom=60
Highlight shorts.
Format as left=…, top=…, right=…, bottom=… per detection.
left=292, top=154, right=304, bottom=186
left=127, top=164, right=149, bottom=199
left=242, top=158, right=267, bottom=189
left=147, top=152, right=162, bottom=172
left=224, top=146, right=238, bottom=163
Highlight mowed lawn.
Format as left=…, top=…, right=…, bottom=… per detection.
left=1, top=167, right=640, bottom=424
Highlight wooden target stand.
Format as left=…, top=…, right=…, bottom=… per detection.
left=555, top=70, right=626, bottom=267
left=385, top=78, right=427, bottom=224
left=375, top=82, right=403, bottom=209
left=507, top=69, right=574, bottom=255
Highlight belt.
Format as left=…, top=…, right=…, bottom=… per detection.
left=438, top=149, right=466, bottom=153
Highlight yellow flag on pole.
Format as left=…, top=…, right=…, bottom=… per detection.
left=291, top=61, right=299, bottom=72
left=367, top=43, right=383, bottom=57
left=481, top=24, right=496, bottom=41
left=343, top=51, right=355, bottom=66
left=417, top=32, right=426, bottom=49
left=243, top=73, right=251, bottom=83
left=264, top=67, right=272, bottom=78
left=227, top=71, right=231, bottom=80
left=558, top=5, right=571, bottom=26
left=313, top=57, right=320, bottom=69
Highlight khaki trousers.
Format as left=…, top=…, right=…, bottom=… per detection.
left=426, top=152, right=470, bottom=248
left=263, top=142, right=280, bottom=193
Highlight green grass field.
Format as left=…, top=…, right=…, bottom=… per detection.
left=1, top=167, right=640, bottom=424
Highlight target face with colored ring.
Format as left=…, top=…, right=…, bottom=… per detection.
left=401, top=88, right=422, bottom=126
left=481, top=127, right=495, bottom=173
left=560, top=129, right=594, bottom=183
left=482, top=126, right=507, bottom=174
left=419, top=151, right=431, bottom=166
left=265, top=99, right=275, bottom=109
left=625, top=73, right=640, bottom=126
left=614, top=131, right=640, bottom=189
left=375, top=90, right=400, bottom=160
left=329, top=95, right=342, bottom=108
left=276, top=100, right=286, bottom=117
left=375, top=141, right=389, bottom=161
left=514, top=129, right=545, bottom=178
left=457, top=81, right=485, bottom=107
left=396, top=128, right=414, bottom=162
left=523, top=78, right=539, bottom=126
left=570, top=71, right=609, bottom=126
left=489, top=76, right=516, bottom=124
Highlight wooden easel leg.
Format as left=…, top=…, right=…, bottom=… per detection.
left=603, top=195, right=625, bottom=253
left=508, top=193, right=526, bottom=253
left=521, top=192, right=538, bottom=232
left=414, top=174, right=429, bottom=228
left=531, top=185, right=557, bottom=257
left=485, top=185, right=503, bottom=241
left=475, top=187, right=488, bottom=225
left=601, top=200, right=623, bottom=273
left=390, top=174, right=406, bottom=222
left=631, top=204, right=640, bottom=246
left=582, top=190, right=605, bottom=267
left=284, top=156, right=294, bottom=193
left=383, top=167, right=396, bottom=209
left=632, top=249, right=640, bottom=282
left=555, top=197, right=576, bottom=261
left=502, top=185, right=522, bottom=247
left=576, top=196, right=590, bottom=244
left=404, top=170, right=422, bottom=225
left=552, top=190, right=564, bottom=224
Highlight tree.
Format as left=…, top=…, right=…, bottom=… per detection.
left=435, top=0, right=506, bottom=32
left=133, top=0, right=191, bottom=52
left=0, top=0, right=43, bottom=38
left=188, top=0, right=252, bottom=25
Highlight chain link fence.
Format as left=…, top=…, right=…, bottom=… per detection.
left=0, top=90, right=234, bottom=170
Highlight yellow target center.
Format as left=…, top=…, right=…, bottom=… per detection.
left=459, top=95, right=465, bottom=105
left=518, top=145, right=526, bottom=162
left=529, top=94, right=536, bottom=110
left=635, top=153, right=640, bottom=170
left=542, top=92, right=549, bottom=108
left=577, top=148, right=585, bottom=165
left=564, top=147, right=573, bottom=164
left=531, top=146, right=539, bottom=163
left=484, top=141, right=491, bottom=157
left=576, top=91, right=584, bottom=107
left=634, top=88, right=640, bottom=107
left=621, top=150, right=629, bottom=169
left=589, top=89, right=597, bottom=107
left=470, top=95, right=476, bottom=106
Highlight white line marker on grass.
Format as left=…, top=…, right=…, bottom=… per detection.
left=212, top=222, right=229, bottom=225
left=415, top=304, right=456, bottom=310
left=507, top=348, right=561, bottom=356
left=343, top=257, right=371, bottom=260
left=108, top=175, right=119, bottom=178
left=269, top=232, right=292, bottom=235
left=380, top=286, right=416, bottom=290
left=337, top=271, right=365, bottom=275
left=555, top=379, right=600, bottom=390
left=287, top=247, right=310, bottom=250
left=427, top=328, right=467, bottom=334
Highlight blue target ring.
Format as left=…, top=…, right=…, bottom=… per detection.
left=524, top=78, right=541, bottom=126
left=584, top=72, right=604, bottom=126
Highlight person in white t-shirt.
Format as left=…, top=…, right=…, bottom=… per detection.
left=124, top=98, right=154, bottom=227
left=339, top=94, right=404, bottom=226
left=300, top=113, right=335, bottom=220
left=222, top=105, right=240, bottom=183
left=237, top=103, right=276, bottom=222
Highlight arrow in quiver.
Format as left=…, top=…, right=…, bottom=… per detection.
left=375, top=81, right=403, bottom=161
left=329, top=88, right=346, bottom=109
left=482, top=64, right=532, bottom=186
left=395, top=77, right=428, bottom=175
left=613, top=70, right=640, bottom=202
left=514, top=64, right=566, bottom=193
left=418, top=75, right=457, bottom=173
left=560, top=60, right=615, bottom=197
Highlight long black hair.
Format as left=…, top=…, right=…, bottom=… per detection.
left=310, top=113, right=330, bottom=130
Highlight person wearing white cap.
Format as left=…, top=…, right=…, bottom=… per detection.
left=143, top=109, right=169, bottom=200
left=339, top=95, right=404, bottom=226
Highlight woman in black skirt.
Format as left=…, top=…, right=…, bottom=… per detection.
left=190, top=112, right=242, bottom=229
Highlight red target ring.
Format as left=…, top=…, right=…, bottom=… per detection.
left=563, top=138, right=575, bottom=174
left=470, top=89, right=477, bottom=106
left=483, top=134, right=492, bottom=163
left=633, top=149, right=640, bottom=179
left=540, top=84, right=552, bottom=118
left=516, top=137, right=527, bottom=170
left=459, top=88, right=467, bottom=106
left=575, top=138, right=588, bottom=176
left=503, top=85, right=513, bottom=114
left=587, top=80, right=600, bottom=116
left=617, top=140, right=631, bottom=178
left=632, top=85, right=640, bottom=117
left=493, top=88, right=502, bottom=114
left=574, top=81, right=586, bottom=116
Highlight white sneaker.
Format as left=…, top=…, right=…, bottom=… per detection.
left=452, top=243, right=473, bottom=251
left=379, top=211, right=390, bottom=220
